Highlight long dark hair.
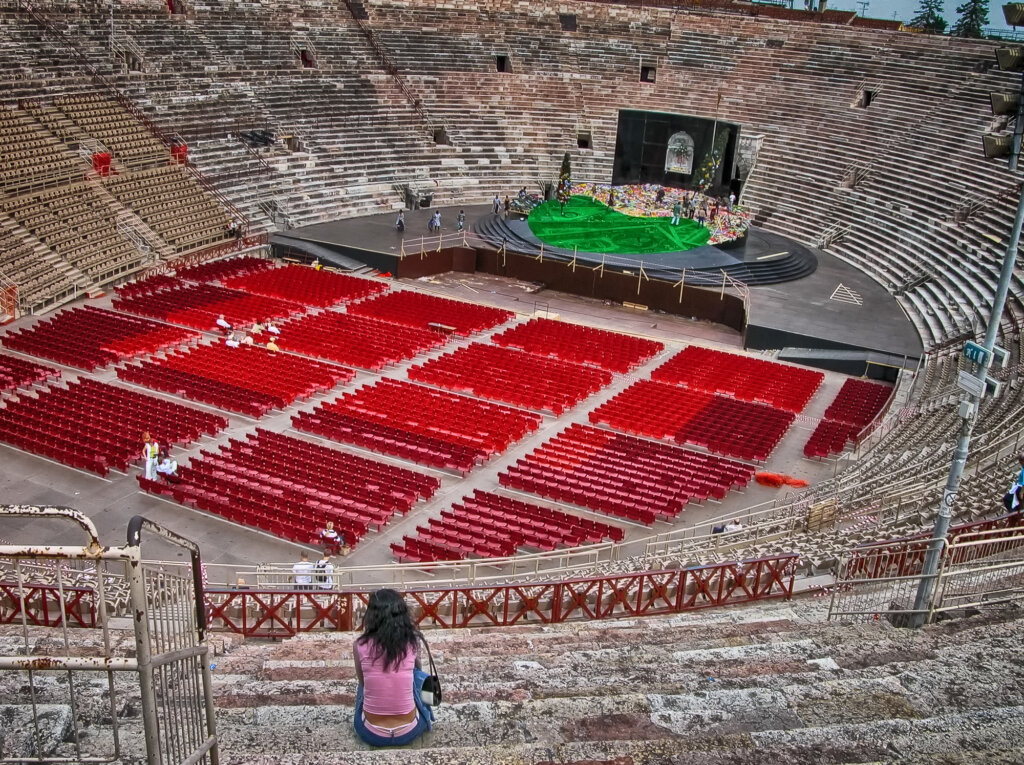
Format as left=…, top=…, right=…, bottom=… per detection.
left=357, top=588, right=419, bottom=672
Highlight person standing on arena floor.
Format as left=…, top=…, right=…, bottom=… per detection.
left=457, top=209, right=465, bottom=231
left=492, top=193, right=501, bottom=214
left=143, top=434, right=159, bottom=481
left=671, top=200, right=681, bottom=225
left=292, top=551, right=314, bottom=591
left=504, top=195, right=511, bottom=218
left=353, top=589, right=434, bottom=747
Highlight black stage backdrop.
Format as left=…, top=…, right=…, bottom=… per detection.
left=612, top=110, right=739, bottom=191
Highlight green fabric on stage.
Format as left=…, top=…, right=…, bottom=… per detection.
left=527, top=196, right=710, bottom=255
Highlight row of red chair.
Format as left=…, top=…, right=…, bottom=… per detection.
left=347, top=289, right=513, bottom=336
left=497, top=423, right=754, bottom=525
left=491, top=317, right=663, bottom=373
left=175, top=254, right=276, bottom=283
left=2, top=305, right=199, bottom=371
left=392, top=488, right=627, bottom=562
left=139, top=471, right=362, bottom=547
left=0, top=378, right=226, bottom=476
left=590, top=379, right=794, bottom=462
left=135, top=428, right=439, bottom=548
left=651, top=346, right=824, bottom=414
left=391, top=491, right=622, bottom=561
left=223, top=264, right=388, bottom=307
left=112, top=281, right=303, bottom=331
left=407, top=342, right=612, bottom=414
left=275, top=310, right=448, bottom=371
left=823, top=378, right=892, bottom=427
left=803, top=419, right=860, bottom=459
left=0, top=350, right=60, bottom=392
left=118, top=342, right=351, bottom=416
left=293, top=378, right=541, bottom=473
left=246, top=428, right=440, bottom=499
left=115, top=273, right=184, bottom=299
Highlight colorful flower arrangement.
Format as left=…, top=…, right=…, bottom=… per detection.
left=568, top=182, right=750, bottom=245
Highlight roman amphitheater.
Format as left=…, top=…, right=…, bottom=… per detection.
left=0, top=0, right=1022, bottom=762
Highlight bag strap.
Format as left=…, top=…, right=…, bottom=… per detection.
left=419, top=634, right=440, bottom=685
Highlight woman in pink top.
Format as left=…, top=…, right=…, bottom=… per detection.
left=353, top=589, right=432, bottom=746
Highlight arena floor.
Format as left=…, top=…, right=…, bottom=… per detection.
left=0, top=270, right=866, bottom=582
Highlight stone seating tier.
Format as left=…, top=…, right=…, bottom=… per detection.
left=3, top=598, right=1022, bottom=763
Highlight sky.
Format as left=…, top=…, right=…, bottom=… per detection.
left=826, top=0, right=1015, bottom=30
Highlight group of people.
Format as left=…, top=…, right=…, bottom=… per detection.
left=216, top=315, right=280, bottom=351
left=396, top=209, right=467, bottom=233
left=667, top=190, right=736, bottom=227
left=492, top=193, right=513, bottom=218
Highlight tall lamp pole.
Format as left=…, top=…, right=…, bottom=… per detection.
left=909, top=37, right=1024, bottom=628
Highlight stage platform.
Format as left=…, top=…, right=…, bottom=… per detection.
left=271, top=205, right=923, bottom=375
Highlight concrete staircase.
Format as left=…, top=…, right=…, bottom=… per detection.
left=3, top=597, right=1023, bottom=763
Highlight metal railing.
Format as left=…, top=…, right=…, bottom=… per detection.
left=828, top=512, right=1024, bottom=624
left=0, top=506, right=219, bottom=764
left=205, top=553, right=798, bottom=638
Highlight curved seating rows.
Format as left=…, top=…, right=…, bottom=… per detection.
left=292, top=378, right=541, bottom=473
left=0, top=351, right=60, bottom=393
left=175, top=255, right=276, bottom=283
left=407, top=342, right=612, bottom=414
left=347, top=290, right=514, bottom=336
left=499, top=423, right=754, bottom=525
left=275, top=310, right=448, bottom=371
left=391, top=489, right=625, bottom=562
left=1, top=305, right=199, bottom=371
left=223, top=264, right=389, bottom=307
left=591, top=379, right=794, bottom=462
left=0, top=378, right=226, bottom=476
left=137, top=428, right=439, bottom=548
left=117, top=342, right=350, bottom=417
left=652, top=346, right=824, bottom=414
left=112, top=281, right=304, bottom=331
left=491, top=317, right=664, bottom=374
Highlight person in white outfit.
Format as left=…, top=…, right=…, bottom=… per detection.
left=143, top=436, right=160, bottom=481
left=215, top=314, right=232, bottom=332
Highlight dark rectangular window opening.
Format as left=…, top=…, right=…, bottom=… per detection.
left=577, top=132, right=592, bottom=150
left=299, top=49, right=317, bottom=69
left=858, top=89, right=878, bottom=108
left=559, top=14, right=577, bottom=31
left=433, top=126, right=449, bottom=145
left=495, top=54, right=511, bottom=73
left=640, top=65, right=656, bottom=83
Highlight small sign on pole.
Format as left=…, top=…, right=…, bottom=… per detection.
left=956, top=369, right=985, bottom=397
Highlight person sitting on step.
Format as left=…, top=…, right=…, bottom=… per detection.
left=353, top=589, right=434, bottom=747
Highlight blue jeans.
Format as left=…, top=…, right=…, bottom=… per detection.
left=353, top=669, right=434, bottom=747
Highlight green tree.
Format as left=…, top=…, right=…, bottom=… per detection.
left=909, top=0, right=948, bottom=33
left=556, top=151, right=572, bottom=213
left=951, top=0, right=988, bottom=37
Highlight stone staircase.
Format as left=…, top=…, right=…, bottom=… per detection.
left=3, top=597, right=1024, bottom=763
